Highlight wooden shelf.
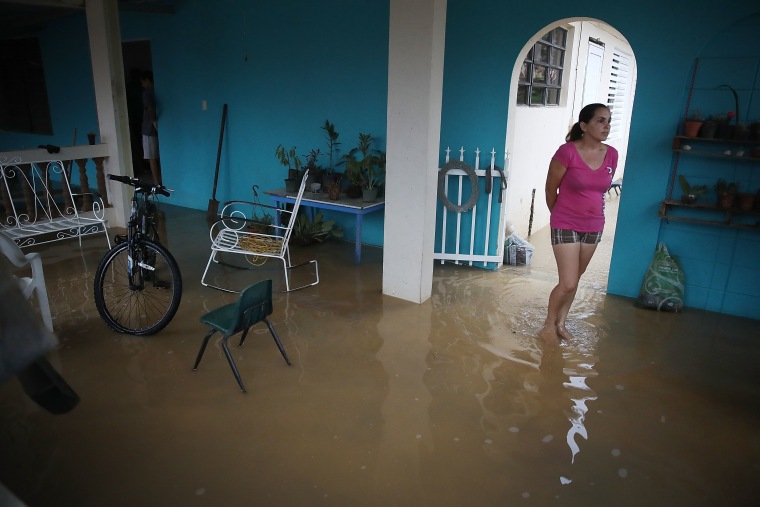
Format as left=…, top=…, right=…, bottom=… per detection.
left=674, top=135, right=759, bottom=146
left=659, top=200, right=760, bottom=230
left=674, top=148, right=760, bottom=162
left=672, top=136, right=760, bottom=162
left=665, top=134, right=760, bottom=231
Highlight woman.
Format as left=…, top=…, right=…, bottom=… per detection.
left=542, top=103, right=618, bottom=344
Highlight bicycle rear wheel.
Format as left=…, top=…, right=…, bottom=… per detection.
left=94, top=239, right=182, bottom=335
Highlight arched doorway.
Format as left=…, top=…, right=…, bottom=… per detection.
left=504, top=19, right=637, bottom=286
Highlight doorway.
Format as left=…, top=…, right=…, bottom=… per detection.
left=122, top=40, right=153, bottom=180
left=505, top=19, right=636, bottom=287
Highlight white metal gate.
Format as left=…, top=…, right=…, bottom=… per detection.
left=434, top=147, right=509, bottom=269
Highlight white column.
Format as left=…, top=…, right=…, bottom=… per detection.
left=383, top=0, right=447, bottom=304
left=85, top=0, right=132, bottom=228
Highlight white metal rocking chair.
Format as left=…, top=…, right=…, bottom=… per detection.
left=201, top=170, right=319, bottom=293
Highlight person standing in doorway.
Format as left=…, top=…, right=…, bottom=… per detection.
left=140, top=71, right=162, bottom=185
left=541, top=103, right=617, bottom=345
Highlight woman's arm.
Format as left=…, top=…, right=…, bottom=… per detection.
left=545, top=158, right=567, bottom=212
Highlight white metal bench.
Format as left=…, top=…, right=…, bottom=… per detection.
left=201, top=169, right=318, bottom=292
left=0, top=157, right=111, bottom=249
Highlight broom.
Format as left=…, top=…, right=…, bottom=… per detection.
left=207, top=103, right=228, bottom=219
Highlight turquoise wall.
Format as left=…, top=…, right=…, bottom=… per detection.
left=121, top=0, right=390, bottom=246
left=2, top=1, right=759, bottom=318
left=657, top=14, right=760, bottom=318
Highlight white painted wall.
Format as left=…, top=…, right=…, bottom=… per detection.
left=504, top=20, right=636, bottom=239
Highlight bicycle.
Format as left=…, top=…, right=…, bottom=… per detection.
left=93, top=174, right=182, bottom=335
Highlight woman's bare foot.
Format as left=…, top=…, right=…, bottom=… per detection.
left=538, top=324, right=561, bottom=347
left=556, top=324, right=574, bottom=343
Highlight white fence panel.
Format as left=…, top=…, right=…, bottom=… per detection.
left=434, top=147, right=508, bottom=269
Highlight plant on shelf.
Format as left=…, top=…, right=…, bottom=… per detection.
left=302, top=148, right=323, bottom=186
left=714, top=178, right=738, bottom=209
left=276, top=144, right=303, bottom=192
left=341, top=133, right=386, bottom=200
left=321, top=119, right=341, bottom=174
left=291, top=211, right=343, bottom=246
left=678, top=175, right=707, bottom=204
left=717, top=84, right=748, bottom=140
left=751, top=121, right=760, bottom=143
left=321, top=119, right=343, bottom=194
left=684, top=109, right=703, bottom=138
left=700, top=115, right=719, bottom=139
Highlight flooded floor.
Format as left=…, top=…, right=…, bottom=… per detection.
left=1, top=197, right=759, bottom=506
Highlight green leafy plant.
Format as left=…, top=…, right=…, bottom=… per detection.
left=341, top=133, right=386, bottom=190
left=247, top=212, right=274, bottom=234
left=292, top=212, right=343, bottom=246
left=688, top=109, right=703, bottom=121
left=678, top=175, right=707, bottom=203
left=714, top=178, right=738, bottom=195
left=321, top=120, right=341, bottom=172
left=247, top=185, right=274, bottom=233
left=303, top=148, right=323, bottom=179
left=275, top=144, right=303, bottom=178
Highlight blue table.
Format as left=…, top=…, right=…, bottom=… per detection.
left=264, top=188, right=385, bottom=264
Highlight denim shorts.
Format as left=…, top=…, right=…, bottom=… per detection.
left=550, top=228, right=602, bottom=245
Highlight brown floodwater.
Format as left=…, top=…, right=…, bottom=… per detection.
left=1, top=196, right=758, bottom=506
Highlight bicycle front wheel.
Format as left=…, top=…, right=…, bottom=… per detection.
left=94, top=239, right=182, bottom=335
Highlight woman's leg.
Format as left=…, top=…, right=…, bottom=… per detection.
left=542, top=239, right=599, bottom=342
left=543, top=243, right=580, bottom=342
left=554, top=242, right=597, bottom=340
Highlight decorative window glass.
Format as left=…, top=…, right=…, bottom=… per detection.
left=517, top=27, right=567, bottom=106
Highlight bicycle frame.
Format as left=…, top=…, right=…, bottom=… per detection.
left=108, top=175, right=171, bottom=291
left=95, top=173, right=181, bottom=336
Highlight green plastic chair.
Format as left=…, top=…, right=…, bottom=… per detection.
left=193, top=280, right=290, bottom=391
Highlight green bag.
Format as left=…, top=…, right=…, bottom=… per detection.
left=635, top=243, right=685, bottom=312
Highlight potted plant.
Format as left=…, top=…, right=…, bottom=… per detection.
left=318, top=120, right=343, bottom=199
left=276, top=144, right=303, bottom=193
left=302, top=148, right=323, bottom=188
left=714, top=178, right=738, bottom=209
left=321, top=120, right=341, bottom=182
left=360, top=150, right=386, bottom=202
left=341, top=133, right=386, bottom=200
left=737, top=191, right=756, bottom=212
left=700, top=115, right=719, bottom=139
left=291, top=211, right=343, bottom=246
left=678, top=175, right=707, bottom=204
left=718, top=111, right=736, bottom=140
left=751, top=121, right=760, bottom=143
left=683, top=109, right=703, bottom=138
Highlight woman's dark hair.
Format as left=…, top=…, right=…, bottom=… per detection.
left=566, top=103, right=609, bottom=142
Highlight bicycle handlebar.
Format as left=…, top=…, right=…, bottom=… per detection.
left=107, top=174, right=172, bottom=197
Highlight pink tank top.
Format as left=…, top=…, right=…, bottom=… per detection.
left=550, top=142, right=618, bottom=232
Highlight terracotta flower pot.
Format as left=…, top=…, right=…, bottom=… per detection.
left=327, top=183, right=341, bottom=200
left=737, top=193, right=755, bottom=212
left=683, top=121, right=702, bottom=138
left=718, top=192, right=736, bottom=209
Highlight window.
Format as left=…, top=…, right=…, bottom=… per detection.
left=517, top=27, right=567, bottom=106
left=606, top=49, right=632, bottom=140
left=0, top=37, right=53, bottom=135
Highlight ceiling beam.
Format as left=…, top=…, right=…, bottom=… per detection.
left=0, top=0, right=176, bottom=14
left=0, top=0, right=84, bottom=9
